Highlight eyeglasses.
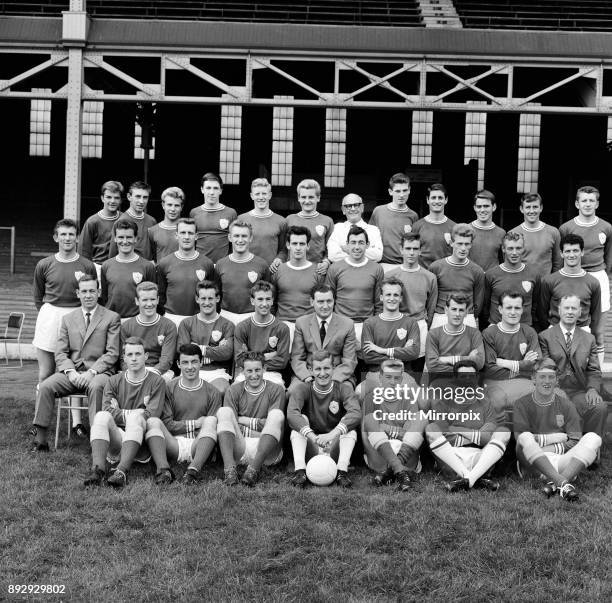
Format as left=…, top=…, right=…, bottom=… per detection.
left=342, top=203, right=362, bottom=210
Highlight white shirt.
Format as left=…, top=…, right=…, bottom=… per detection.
left=327, top=219, right=383, bottom=263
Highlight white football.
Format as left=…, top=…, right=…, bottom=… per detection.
left=306, top=454, right=338, bottom=486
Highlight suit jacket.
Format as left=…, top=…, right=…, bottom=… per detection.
left=538, top=325, right=601, bottom=393
left=291, top=312, right=357, bottom=383
left=55, top=304, right=121, bottom=375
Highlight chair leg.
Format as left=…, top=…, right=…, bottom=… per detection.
left=18, top=341, right=22, bottom=368
left=55, top=399, right=62, bottom=450
left=3, top=341, right=6, bottom=365
left=67, top=397, right=72, bottom=439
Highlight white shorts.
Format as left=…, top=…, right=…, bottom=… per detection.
left=451, top=446, right=482, bottom=471
left=200, top=369, right=231, bottom=382
left=32, top=303, right=74, bottom=352
left=220, top=309, right=253, bottom=326
left=164, top=313, right=188, bottom=328
left=94, top=262, right=102, bottom=284
left=283, top=320, right=296, bottom=348
left=417, top=318, right=427, bottom=358
left=364, top=438, right=422, bottom=472
left=234, top=371, right=285, bottom=386
left=354, top=322, right=363, bottom=351
left=176, top=435, right=195, bottom=463
left=431, top=313, right=477, bottom=330
left=589, top=269, right=610, bottom=312
left=240, top=436, right=283, bottom=466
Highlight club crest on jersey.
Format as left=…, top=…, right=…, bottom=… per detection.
left=396, top=328, right=407, bottom=340
left=556, top=414, right=565, bottom=428
left=599, top=232, right=606, bottom=245
left=195, top=269, right=206, bottom=281
left=74, top=271, right=84, bottom=281
left=329, top=400, right=340, bottom=415
left=268, top=336, right=278, bottom=349
left=443, top=232, right=452, bottom=245
left=406, top=338, right=414, bottom=348
left=315, top=224, right=326, bottom=237
left=157, top=335, right=165, bottom=346
left=521, top=281, right=532, bottom=293
left=404, top=224, right=412, bottom=233
left=132, top=272, right=143, bottom=285
left=219, top=218, right=229, bottom=230
left=211, top=330, right=222, bottom=342
left=519, top=342, right=527, bottom=355
left=247, top=271, right=258, bottom=283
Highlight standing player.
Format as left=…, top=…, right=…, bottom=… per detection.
left=233, top=281, right=291, bottom=385
left=156, top=217, right=216, bottom=327
left=216, top=220, right=270, bottom=325
left=387, top=233, right=437, bottom=358
left=33, top=219, right=96, bottom=382
left=145, top=344, right=222, bottom=485
left=425, top=293, right=485, bottom=384
left=509, top=192, right=562, bottom=275
left=482, top=291, right=540, bottom=425
left=469, top=189, right=505, bottom=272
left=426, top=361, right=510, bottom=492
left=361, top=277, right=420, bottom=377
left=78, top=180, right=123, bottom=273
left=287, top=351, right=360, bottom=488
left=108, top=181, right=156, bottom=260
left=284, top=179, right=334, bottom=273
left=121, top=281, right=177, bottom=383
left=362, top=359, right=427, bottom=490
left=271, top=226, right=323, bottom=344
left=429, top=223, right=485, bottom=329
left=411, top=183, right=456, bottom=269
left=190, top=172, right=237, bottom=263
left=324, top=225, right=385, bottom=345
left=100, top=219, right=156, bottom=320
left=538, top=234, right=603, bottom=359
left=369, top=173, right=419, bottom=272
left=83, top=336, right=166, bottom=488
left=177, top=281, right=234, bottom=394
left=148, top=186, right=184, bottom=262
left=238, top=177, right=287, bottom=268
left=514, top=358, right=602, bottom=501
left=216, top=352, right=286, bottom=486
left=483, top=232, right=540, bottom=328
left=327, top=193, right=383, bottom=263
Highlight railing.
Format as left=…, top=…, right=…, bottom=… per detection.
left=0, top=226, right=16, bottom=275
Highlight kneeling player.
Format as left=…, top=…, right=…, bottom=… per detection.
left=84, top=337, right=165, bottom=488
left=145, top=344, right=222, bottom=485
left=362, top=359, right=427, bottom=491
left=216, top=352, right=286, bottom=486
left=287, top=351, right=360, bottom=488
left=514, top=358, right=602, bottom=502
left=425, top=361, right=510, bottom=492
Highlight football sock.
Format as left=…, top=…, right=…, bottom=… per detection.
left=397, top=444, right=419, bottom=472
left=376, top=442, right=404, bottom=474
left=559, top=458, right=586, bottom=483
left=429, top=436, right=467, bottom=478
left=34, top=426, right=48, bottom=446
left=290, top=432, right=308, bottom=471
left=251, top=434, right=278, bottom=471
left=147, top=436, right=169, bottom=471
left=71, top=406, right=83, bottom=427
left=116, top=440, right=140, bottom=473
left=91, top=439, right=109, bottom=469
left=466, top=440, right=505, bottom=487
left=191, top=436, right=216, bottom=472
left=530, top=455, right=566, bottom=487
left=337, top=435, right=356, bottom=472
left=217, top=431, right=236, bottom=471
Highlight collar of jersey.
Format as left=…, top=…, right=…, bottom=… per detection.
left=345, top=257, right=368, bottom=267
left=500, top=263, right=525, bottom=273
left=287, top=261, right=313, bottom=270
left=55, top=253, right=80, bottom=263
left=379, top=313, right=404, bottom=322
left=244, top=382, right=266, bottom=395
left=574, top=216, right=599, bottom=227
left=387, top=204, right=411, bottom=213
left=313, top=382, right=334, bottom=395
left=249, top=209, right=273, bottom=218
left=116, top=255, right=139, bottom=263
left=251, top=315, right=275, bottom=327
left=174, top=251, right=200, bottom=261
left=559, top=268, right=586, bottom=278
left=200, top=204, right=225, bottom=212
left=97, top=210, right=119, bottom=221
left=126, top=209, right=145, bottom=220
left=229, top=253, right=254, bottom=263
left=532, top=392, right=553, bottom=407
left=297, top=211, right=320, bottom=218
left=398, top=264, right=421, bottom=273
left=125, top=371, right=147, bottom=385
left=445, top=256, right=469, bottom=267
left=471, top=220, right=496, bottom=230
left=442, top=324, right=466, bottom=336
left=179, top=377, right=204, bottom=391
left=136, top=314, right=160, bottom=326
left=425, top=215, right=448, bottom=224
left=197, top=314, right=219, bottom=324
left=520, top=222, right=546, bottom=232
left=159, top=222, right=177, bottom=231
left=497, top=322, right=520, bottom=334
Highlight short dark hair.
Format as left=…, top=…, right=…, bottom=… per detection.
left=347, top=225, right=369, bottom=245
left=201, top=172, right=223, bottom=188
left=498, top=290, right=524, bottom=307
left=310, top=283, right=334, bottom=299
left=250, top=280, right=275, bottom=299
left=446, top=293, right=469, bottom=307
left=560, top=233, right=584, bottom=252
left=123, top=336, right=145, bottom=353
left=241, top=350, right=265, bottom=367
left=196, top=280, right=220, bottom=296
left=115, top=219, right=138, bottom=236
left=286, top=225, right=311, bottom=244
left=54, top=218, right=78, bottom=236
left=178, top=343, right=203, bottom=361
left=128, top=181, right=151, bottom=195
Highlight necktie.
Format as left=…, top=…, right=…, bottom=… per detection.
left=85, top=312, right=91, bottom=330
left=565, top=331, right=572, bottom=350
left=319, top=320, right=327, bottom=344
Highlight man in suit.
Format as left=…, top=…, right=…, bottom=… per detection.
left=539, top=294, right=607, bottom=437
left=31, top=274, right=121, bottom=451
left=290, top=284, right=357, bottom=391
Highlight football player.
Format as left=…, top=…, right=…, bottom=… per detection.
left=148, top=186, right=184, bottom=262
left=469, top=189, right=505, bottom=272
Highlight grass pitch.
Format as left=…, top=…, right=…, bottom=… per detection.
left=2, top=363, right=612, bottom=602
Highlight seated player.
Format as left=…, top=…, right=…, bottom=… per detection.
left=291, top=284, right=357, bottom=390
left=100, top=219, right=156, bottom=320
left=216, top=352, right=286, bottom=486
left=469, top=189, right=505, bottom=272
left=425, top=293, right=484, bottom=386
left=177, top=281, right=234, bottom=394
left=362, top=359, right=427, bottom=491
left=121, top=281, right=177, bottom=383
left=84, top=337, right=165, bottom=488
left=429, top=222, right=485, bottom=329
left=425, top=361, right=510, bottom=492
left=287, top=351, right=361, bottom=488
left=234, top=280, right=290, bottom=385
left=148, top=186, right=183, bottom=262
left=361, top=277, right=420, bottom=379
left=539, top=294, right=607, bottom=438
left=145, top=344, right=222, bottom=485
left=31, top=274, right=121, bottom=451
left=482, top=291, right=540, bottom=425
left=514, top=358, right=602, bottom=501
left=157, top=217, right=216, bottom=327
left=216, top=219, right=270, bottom=325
